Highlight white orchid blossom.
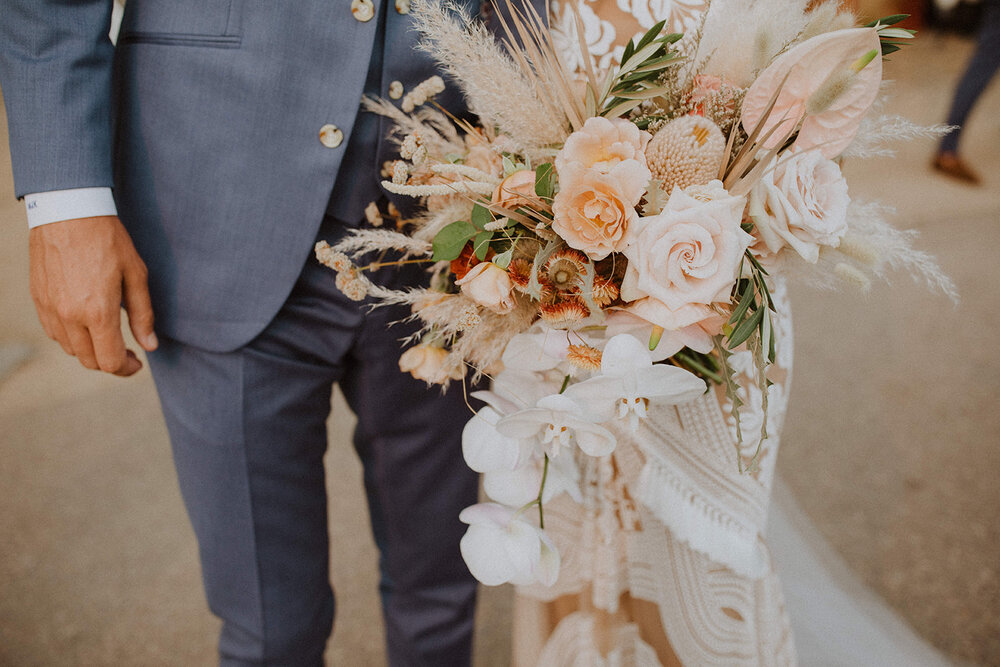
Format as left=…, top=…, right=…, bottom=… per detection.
left=496, top=393, right=617, bottom=458
left=565, top=334, right=707, bottom=432
left=483, top=449, right=582, bottom=507
left=458, top=503, right=560, bottom=586
left=462, top=390, right=536, bottom=473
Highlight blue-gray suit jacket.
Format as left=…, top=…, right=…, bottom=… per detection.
left=1, top=0, right=542, bottom=352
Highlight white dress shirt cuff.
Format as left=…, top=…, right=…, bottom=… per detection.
left=24, top=187, right=119, bottom=228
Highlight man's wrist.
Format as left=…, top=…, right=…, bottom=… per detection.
left=25, top=187, right=118, bottom=228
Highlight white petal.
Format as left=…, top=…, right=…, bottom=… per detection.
left=600, top=334, right=653, bottom=376
left=496, top=408, right=550, bottom=439
left=561, top=376, right=620, bottom=422
left=483, top=463, right=543, bottom=506
left=535, top=393, right=580, bottom=413
left=460, top=523, right=518, bottom=586
left=633, top=365, right=707, bottom=404
left=462, top=407, right=523, bottom=473
left=503, top=518, right=544, bottom=583
left=470, top=389, right=520, bottom=416
left=544, top=454, right=582, bottom=503
left=573, top=421, right=617, bottom=457
left=502, top=331, right=569, bottom=371
left=459, top=501, right=513, bottom=527
left=535, top=532, right=561, bottom=587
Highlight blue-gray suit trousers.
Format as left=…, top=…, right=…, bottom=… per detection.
left=146, top=216, right=480, bottom=666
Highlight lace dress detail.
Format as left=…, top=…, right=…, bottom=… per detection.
left=512, top=276, right=798, bottom=663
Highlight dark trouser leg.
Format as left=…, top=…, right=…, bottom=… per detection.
left=339, top=264, right=480, bottom=667
left=941, top=1, right=1000, bottom=153
left=147, top=241, right=364, bottom=666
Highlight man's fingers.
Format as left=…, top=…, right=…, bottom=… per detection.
left=123, top=262, right=157, bottom=351
left=90, top=310, right=132, bottom=374
left=47, top=315, right=75, bottom=356
left=117, top=350, right=143, bottom=377
left=65, top=323, right=99, bottom=371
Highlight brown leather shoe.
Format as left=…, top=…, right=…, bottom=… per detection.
left=932, top=152, right=981, bottom=185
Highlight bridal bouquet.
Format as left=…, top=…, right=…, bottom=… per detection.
left=317, top=0, right=954, bottom=587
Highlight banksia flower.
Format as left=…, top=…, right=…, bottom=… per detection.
left=645, top=116, right=727, bottom=193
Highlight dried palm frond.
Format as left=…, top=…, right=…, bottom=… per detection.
left=409, top=0, right=570, bottom=157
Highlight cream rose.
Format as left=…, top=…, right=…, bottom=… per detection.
left=492, top=169, right=537, bottom=210
left=749, top=150, right=850, bottom=263
left=399, top=344, right=464, bottom=384
left=621, top=185, right=752, bottom=314
left=551, top=161, right=648, bottom=260
left=555, top=116, right=652, bottom=174
left=455, top=262, right=516, bottom=313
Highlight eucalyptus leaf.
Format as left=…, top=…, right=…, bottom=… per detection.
left=431, top=221, right=477, bottom=261
left=471, top=203, right=494, bottom=230
left=535, top=163, right=555, bottom=199
left=473, top=230, right=494, bottom=260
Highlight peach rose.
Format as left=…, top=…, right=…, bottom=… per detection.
left=741, top=28, right=883, bottom=159
left=455, top=262, right=516, bottom=313
left=551, top=161, right=647, bottom=260
left=399, top=344, right=464, bottom=384
left=555, top=116, right=652, bottom=174
left=749, top=150, right=850, bottom=263
left=621, top=185, right=752, bottom=313
left=492, top=169, right=537, bottom=209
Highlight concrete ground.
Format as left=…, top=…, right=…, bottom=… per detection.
left=1, top=31, right=997, bottom=667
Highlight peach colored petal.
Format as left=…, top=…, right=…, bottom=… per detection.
left=741, top=28, right=882, bottom=159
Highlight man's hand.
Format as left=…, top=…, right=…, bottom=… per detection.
left=28, top=216, right=158, bottom=376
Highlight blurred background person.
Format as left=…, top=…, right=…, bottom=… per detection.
left=933, top=0, right=1000, bottom=183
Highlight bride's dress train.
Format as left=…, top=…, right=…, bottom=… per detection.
left=508, top=3, right=954, bottom=662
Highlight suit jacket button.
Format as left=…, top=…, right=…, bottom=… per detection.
left=352, top=0, right=375, bottom=22
left=319, top=124, right=344, bottom=148
left=395, top=0, right=410, bottom=14
left=388, top=81, right=404, bottom=99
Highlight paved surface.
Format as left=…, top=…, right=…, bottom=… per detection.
left=1, top=31, right=997, bottom=666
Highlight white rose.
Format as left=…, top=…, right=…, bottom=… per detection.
left=398, top=344, right=464, bottom=384
left=455, top=262, right=516, bottom=313
left=749, top=150, right=850, bottom=263
left=622, top=184, right=752, bottom=312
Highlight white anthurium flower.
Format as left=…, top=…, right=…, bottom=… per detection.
left=496, top=393, right=617, bottom=458
left=462, top=390, right=536, bottom=473
left=459, top=503, right=561, bottom=586
left=564, top=334, right=707, bottom=432
left=483, top=450, right=582, bottom=507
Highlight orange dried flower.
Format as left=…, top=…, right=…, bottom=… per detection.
left=539, top=296, right=590, bottom=326
left=591, top=275, right=620, bottom=307
left=566, top=344, right=602, bottom=371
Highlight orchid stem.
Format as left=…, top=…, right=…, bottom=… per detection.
left=537, top=455, right=550, bottom=530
